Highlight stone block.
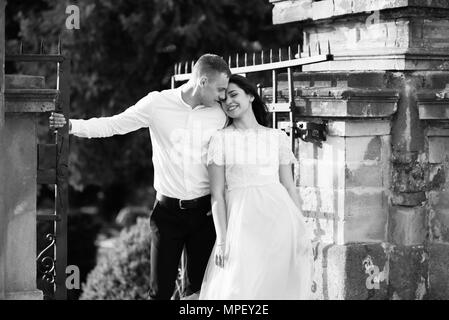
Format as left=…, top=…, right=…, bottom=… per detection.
left=311, top=242, right=430, bottom=300
left=387, top=245, right=429, bottom=300
left=299, top=186, right=340, bottom=218
left=299, top=159, right=345, bottom=189
left=3, top=114, right=38, bottom=293
left=429, top=136, right=449, bottom=163
left=392, top=160, right=427, bottom=193
left=343, top=188, right=388, bottom=243
left=327, top=120, right=391, bottom=137
left=298, top=136, right=345, bottom=161
left=390, top=192, right=427, bottom=206
left=312, top=0, right=334, bottom=20
left=346, top=136, right=382, bottom=162
left=388, top=206, right=427, bottom=246
left=428, top=243, right=449, bottom=299
left=5, top=75, right=44, bottom=89
left=429, top=207, right=449, bottom=243
left=312, top=243, right=389, bottom=300
left=272, top=0, right=312, bottom=25
left=5, top=290, right=43, bottom=300
left=345, top=162, right=384, bottom=188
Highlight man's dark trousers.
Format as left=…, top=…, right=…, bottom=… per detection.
left=148, top=196, right=216, bottom=300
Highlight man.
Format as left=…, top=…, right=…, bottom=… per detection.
left=50, top=54, right=231, bottom=300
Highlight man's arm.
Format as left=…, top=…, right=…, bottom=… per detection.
left=49, top=92, right=155, bottom=138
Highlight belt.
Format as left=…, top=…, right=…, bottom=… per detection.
left=157, top=194, right=211, bottom=210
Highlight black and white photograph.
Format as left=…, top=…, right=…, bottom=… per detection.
left=1, top=0, right=449, bottom=307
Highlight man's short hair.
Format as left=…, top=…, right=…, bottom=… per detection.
left=193, top=54, right=231, bottom=79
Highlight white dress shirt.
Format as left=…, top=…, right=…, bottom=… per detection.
left=70, top=85, right=227, bottom=200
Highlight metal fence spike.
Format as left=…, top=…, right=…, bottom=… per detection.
left=174, top=64, right=177, bottom=75
left=298, top=44, right=301, bottom=58
left=278, top=48, right=282, bottom=61
left=317, top=41, right=321, bottom=55
left=185, top=61, right=188, bottom=73
left=40, top=39, right=45, bottom=54
left=328, top=39, right=331, bottom=55
left=236, top=53, right=239, bottom=67
left=177, top=63, right=182, bottom=75
left=191, top=60, right=195, bottom=71
left=253, top=52, right=256, bottom=65
left=308, top=44, right=311, bottom=57
left=244, top=53, right=247, bottom=67
left=288, top=46, right=292, bottom=60
left=58, top=38, right=63, bottom=55
left=261, top=50, right=264, bottom=64
left=270, top=49, right=273, bottom=63
left=228, top=56, right=231, bottom=67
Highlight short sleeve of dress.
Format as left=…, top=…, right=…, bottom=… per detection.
left=207, top=130, right=225, bottom=166
left=279, top=130, right=297, bottom=165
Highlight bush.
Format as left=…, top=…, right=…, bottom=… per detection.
left=80, top=217, right=152, bottom=300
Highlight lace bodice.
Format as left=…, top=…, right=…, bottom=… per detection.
left=207, top=127, right=297, bottom=190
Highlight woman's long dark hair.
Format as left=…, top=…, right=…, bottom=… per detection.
left=225, top=74, right=269, bottom=127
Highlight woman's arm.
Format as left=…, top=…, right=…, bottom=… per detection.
left=208, top=163, right=227, bottom=267
left=279, top=164, right=301, bottom=209
left=208, top=163, right=227, bottom=244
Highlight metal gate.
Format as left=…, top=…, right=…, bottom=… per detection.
left=171, top=43, right=333, bottom=298
left=6, top=40, right=70, bottom=300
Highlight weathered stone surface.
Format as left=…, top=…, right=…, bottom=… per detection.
left=4, top=290, right=43, bottom=300
left=429, top=136, right=449, bottom=163
left=0, top=0, right=5, bottom=300
left=390, top=192, right=427, bottom=206
left=392, top=157, right=428, bottom=192
left=272, top=0, right=312, bottom=25
left=3, top=114, right=38, bottom=294
left=272, top=0, right=449, bottom=24
left=388, top=206, right=427, bottom=245
left=310, top=242, right=429, bottom=300
left=327, top=120, right=391, bottom=137
left=344, top=188, right=388, bottom=243
left=387, top=245, right=429, bottom=300
left=428, top=243, right=449, bottom=299
left=5, top=88, right=57, bottom=113
left=297, top=89, right=398, bottom=117
left=5, top=74, right=45, bottom=89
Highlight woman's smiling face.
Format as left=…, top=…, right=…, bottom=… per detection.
left=222, top=82, right=254, bottom=119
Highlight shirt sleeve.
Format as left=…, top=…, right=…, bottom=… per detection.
left=279, top=130, right=297, bottom=165
left=207, top=130, right=225, bottom=166
left=70, top=92, right=156, bottom=138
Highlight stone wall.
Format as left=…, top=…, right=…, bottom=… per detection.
left=271, top=0, right=449, bottom=299
left=0, top=0, right=6, bottom=300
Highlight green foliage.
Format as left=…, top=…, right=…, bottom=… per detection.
left=80, top=217, right=152, bottom=300
left=6, top=0, right=298, bottom=213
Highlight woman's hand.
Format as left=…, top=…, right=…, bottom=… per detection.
left=49, top=112, right=67, bottom=129
left=214, top=243, right=226, bottom=268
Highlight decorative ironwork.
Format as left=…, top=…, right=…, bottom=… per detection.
left=37, top=233, right=56, bottom=285
left=6, top=38, right=70, bottom=300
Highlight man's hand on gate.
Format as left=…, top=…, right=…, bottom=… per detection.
left=49, top=112, right=67, bottom=129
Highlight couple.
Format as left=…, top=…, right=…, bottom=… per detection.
left=49, top=54, right=313, bottom=300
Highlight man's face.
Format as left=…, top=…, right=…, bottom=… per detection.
left=200, top=72, right=229, bottom=108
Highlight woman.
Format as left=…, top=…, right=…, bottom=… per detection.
left=199, top=74, right=314, bottom=300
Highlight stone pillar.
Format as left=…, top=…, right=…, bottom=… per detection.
left=271, top=0, right=449, bottom=299
left=2, top=75, right=57, bottom=299
left=0, top=0, right=6, bottom=300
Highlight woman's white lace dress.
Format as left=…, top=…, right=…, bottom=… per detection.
left=199, top=127, right=313, bottom=300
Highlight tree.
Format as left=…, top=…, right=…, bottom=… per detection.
left=6, top=0, right=298, bottom=217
